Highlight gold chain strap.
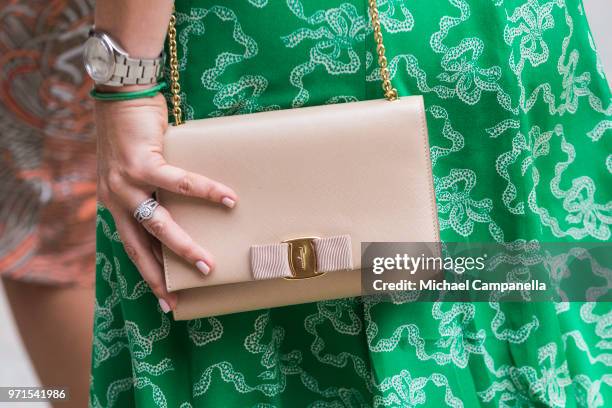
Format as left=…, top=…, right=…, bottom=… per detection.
left=368, top=0, right=399, bottom=101
left=168, top=12, right=183, bottom=125
left=167, top=0, right=398, bottom=125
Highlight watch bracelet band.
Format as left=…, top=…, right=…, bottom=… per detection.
left=105, top=53, right=164, bottom=87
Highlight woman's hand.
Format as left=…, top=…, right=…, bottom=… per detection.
left=95, top=93, right=237, bottom=312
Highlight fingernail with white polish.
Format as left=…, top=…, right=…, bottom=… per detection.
left=196, top=260, right=210, bottom=275
left=159, top=298, right=171, bottom=314
left=222, top=197, right=236, bottom=209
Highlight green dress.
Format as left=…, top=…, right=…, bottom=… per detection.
left=91, top=1, right=612, bottom=406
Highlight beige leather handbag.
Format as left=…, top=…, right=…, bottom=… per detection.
left=159, top=0, right=440, bottom=320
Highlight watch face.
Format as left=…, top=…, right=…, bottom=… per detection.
left=83, top=36, right=115, bottom=83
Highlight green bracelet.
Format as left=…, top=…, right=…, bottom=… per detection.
left=89, top=81, right=167, bottom=101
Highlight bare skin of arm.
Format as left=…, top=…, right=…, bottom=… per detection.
left=95, top=0, right=173, bottom=59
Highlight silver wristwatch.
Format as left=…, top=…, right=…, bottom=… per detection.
left=83, top=28, right=164, bottom=87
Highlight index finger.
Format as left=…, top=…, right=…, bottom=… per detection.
left=149, top=163, right=237, bottom=208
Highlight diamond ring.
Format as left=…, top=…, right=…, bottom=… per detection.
left=133, top=198, right=160, bottom=223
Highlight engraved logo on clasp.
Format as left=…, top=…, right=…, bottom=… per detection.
left=283, top=237, right=324, bottom=279
left=296, top=246, right=308, bottom=270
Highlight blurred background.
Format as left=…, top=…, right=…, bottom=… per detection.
left=0, top=0, right=611, bottom=405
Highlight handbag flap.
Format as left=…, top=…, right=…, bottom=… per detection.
left=159, top=96, right=439, bottom=292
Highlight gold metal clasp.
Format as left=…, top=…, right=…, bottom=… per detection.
left=283, top=237, right=324, bottom=280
